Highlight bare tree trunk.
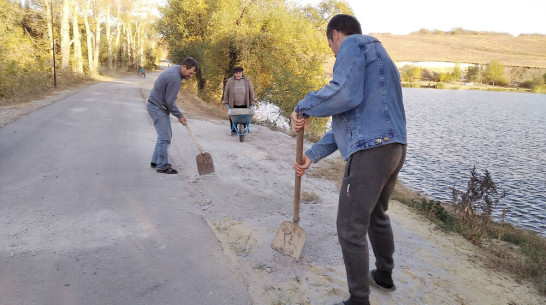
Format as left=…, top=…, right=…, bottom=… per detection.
left=139, top=30, right=144, bottom=66
left=120, top=25, right=126, bottom=67
left=83, top=0, right=95, bottom=74
left=93, top=11, right=101, bottom=72
left=114, top=0, right=121, bottom=68
left=126, top=23, right=132, bottom=67
left=106, top=3, right=112, bottom=70
left=42, top=0, right=55, bottom=78
left=72, top=0, right=83, bottom=74
left=60, top=0, right=71, bottom=69
left=135, top=23, right=141, bottom=65
left=43, top=0, right=54, bottom=59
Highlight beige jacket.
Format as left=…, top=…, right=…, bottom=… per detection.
left=222, top=75, right=256, bottom=108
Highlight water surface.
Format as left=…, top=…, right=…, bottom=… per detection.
left=399, top=88, right=545, bottom=235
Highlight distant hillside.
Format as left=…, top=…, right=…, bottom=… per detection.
left=372, top=34, right=546, bottom=69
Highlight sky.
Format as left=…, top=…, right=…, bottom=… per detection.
left=294, top=0, right=546, bottom=36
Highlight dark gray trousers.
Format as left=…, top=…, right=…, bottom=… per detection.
left=337, top=143, right=406, bottom=304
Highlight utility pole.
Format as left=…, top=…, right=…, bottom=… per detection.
left=51, top=0, right=57, bottom=88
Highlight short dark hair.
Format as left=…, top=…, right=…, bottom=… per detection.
left=233, top=66, right=243, bottom=73
left=181, top=57, right=199, bottom=72
left=326, top=14, right=362, bottom=40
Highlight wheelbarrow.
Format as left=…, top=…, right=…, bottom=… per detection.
left=228, top=108, right=255, bottom=142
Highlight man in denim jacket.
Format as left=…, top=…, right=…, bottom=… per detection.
left=292, top=14, right=407, bottom=305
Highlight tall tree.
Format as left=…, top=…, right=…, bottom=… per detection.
left=1, top=0, right=49, bottom=97
left=83, top=0, right=95, bottom=74
left=158, top=0, right=215, bottom=90
left=114, top=0, right=122, bottom=68
left=158, top=0, right=339, bottom=136
left=302, top=0, right=353, bottom=32
left=72, top=0, right=83, bottom=73
left=92, top=0, right=101, bottom=71
left=106, top=2, right=112, bottom=70
left=36, top=0, right=55, bottom=61
left=484, top=60, right=508, bottom=86
left=60, top=0, right=71, bottom=69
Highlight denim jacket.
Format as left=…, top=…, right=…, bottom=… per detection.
left=294, top=34, right=406, bottom=162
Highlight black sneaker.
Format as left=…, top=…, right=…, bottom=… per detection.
left=156, top=165, right=178, bottom=174
left=369, top=270, right=396, bottom=292
left=151, top=163, right=171, bottom=168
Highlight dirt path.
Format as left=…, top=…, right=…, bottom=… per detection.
left=169, top=115, right=544, bottom=305
left=2, top=75, right=544, bottom=305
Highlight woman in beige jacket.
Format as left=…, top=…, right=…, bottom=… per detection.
left=222, top=66, right=256, bottom=134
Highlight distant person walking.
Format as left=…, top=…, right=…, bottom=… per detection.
left=291, top=14, right=407, bottom=305
left=222, top=66, right=256, bottom=134
left=147, top=57, right=199, bottom=174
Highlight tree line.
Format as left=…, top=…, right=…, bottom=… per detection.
left=1, top=0, right=159, bottom=100
left=157, top=0, right=352, bottom=131
left=1, top=0, right=353, bottom=135
left=410, top=27, right=545, bottom=37
left=399, top=60, right=546, bottom=92
left=400, top=61, right=508, bottom=85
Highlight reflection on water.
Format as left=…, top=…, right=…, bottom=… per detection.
left=399, top=88, right=546, bottom=235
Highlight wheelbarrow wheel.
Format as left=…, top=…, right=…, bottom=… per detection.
left=239, top=124, right=245, bottom=142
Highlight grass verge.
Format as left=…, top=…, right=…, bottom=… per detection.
left=391, top=181, right=546, bottom=296
left=0, top=70, right=134, bottom=107
left=302, top=155, right=546, bottom=296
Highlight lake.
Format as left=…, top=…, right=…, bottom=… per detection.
left=398, top=88, right=546, bottom=235
left=255, top=88, right=546, bottom=235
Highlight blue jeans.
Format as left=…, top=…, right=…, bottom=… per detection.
left=147, top=102, right=172, bottom=169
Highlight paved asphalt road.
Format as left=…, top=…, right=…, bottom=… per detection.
left=0, top=75, right=252, bottom=305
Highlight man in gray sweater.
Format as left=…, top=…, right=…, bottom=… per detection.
left=147, top=57, right=199, bottom=174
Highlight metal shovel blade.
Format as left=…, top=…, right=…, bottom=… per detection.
left=196, top=152, right=215, bottom=175
left=271, top=221, right=306, bottom=260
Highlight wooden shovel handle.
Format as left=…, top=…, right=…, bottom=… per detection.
left=185, top=124, right=206, bottom=155
left=294, top=128, right=304, bottom=225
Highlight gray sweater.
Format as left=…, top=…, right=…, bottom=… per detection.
left=148, top=65, right=184, bottom=118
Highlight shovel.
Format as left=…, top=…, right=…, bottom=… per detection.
left=271, top=128, right=306, bottom=260
left=185, top=124, right=215, bottom=175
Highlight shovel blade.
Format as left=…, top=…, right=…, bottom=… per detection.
left=196, top=152, right=215, bottom=175
left=271, top=221, right=306, bottom=260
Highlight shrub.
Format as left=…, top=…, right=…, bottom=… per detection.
left=393, top=177, right=545, bottom=296
left=452, top=167, right=505, bottom=243
left=532, top=84, right=546, bottom=93
left=520, top=80, right=535, bottom=89
left=484, top=60, right=509, bottom=86
left=306, top=116, right=331, bottom=142
left=521, top=77, right=545, bottom=89
left=418, top=198, right=453, bottom=225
